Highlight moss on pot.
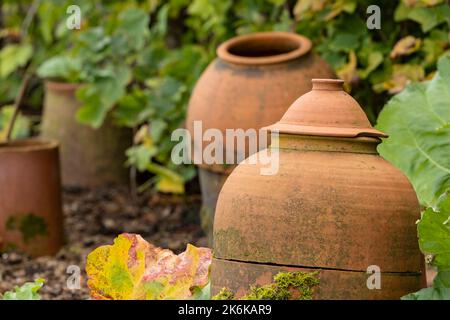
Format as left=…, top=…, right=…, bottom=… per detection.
left=212, top=271, right=320, bottom=300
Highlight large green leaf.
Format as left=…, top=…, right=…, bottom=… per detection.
left=86, top=233, right=211, bottom=300
left=402, top=270, right=450, bottom=300
left=402, top=192, right=450, bottom=300
left=376, top=56, right=450, bottom=206
left=418, top=191, right=450, bottom=268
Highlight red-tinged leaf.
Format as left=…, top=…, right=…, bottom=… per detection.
left=86, top=233, right=212, bottom=300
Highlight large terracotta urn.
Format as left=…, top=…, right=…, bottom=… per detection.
left=41, top=81, right=132, bottom=188
left=211, top=79, right=425, bottom=299
left=186, top=32, right=334, bottom=243
left=0, top=139, right=64, bottom=256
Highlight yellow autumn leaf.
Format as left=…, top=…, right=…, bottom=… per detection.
left=86, top=234, right=212, bottom=300
left=390, top=36, right=422, bottom=59
left=293, top=0, right=326, bottom=20
left=381, top=64, right=425, bottom=94
left=147, top=162, right=185, bottom=194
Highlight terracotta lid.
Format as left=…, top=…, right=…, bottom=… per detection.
left=264, top=79, right=388, bottom=138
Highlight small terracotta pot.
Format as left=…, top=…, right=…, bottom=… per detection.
left=187, top=32, right=335, bottom=243
left=212, top=79, right=425, bottom=299
left=0, top=139, right=64, bottom=256
left=41, top=81, right=132, bottom=188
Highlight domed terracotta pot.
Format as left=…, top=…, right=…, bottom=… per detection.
left=211, top=79, right=425, bottom=299
left=41, top=81, right=132, bottom=188
left=0, top=139, right=64, bottom=256
left=187, top=32, right=334, bottom=243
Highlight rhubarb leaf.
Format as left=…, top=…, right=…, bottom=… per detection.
left=376, top=55, right=450, bottom=207
left=402, top=191, right=450, bottom=300
left=418, top=191, right=450, bottom=269
left=86, top=233, right=211, bottom=300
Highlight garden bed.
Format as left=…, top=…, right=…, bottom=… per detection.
left=0, top=186, right=206, bottom=299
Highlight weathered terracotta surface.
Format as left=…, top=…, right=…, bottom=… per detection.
left=212, top=79, right=425, bottom=299
left=187, top=32, right=335, bottom=169
left=212, top=258, right=425, bottom=300
left=41, top=81, right=132, bottom=188
left=0, top=139, right=64, bottom=256
left=198, top=168, right=228, bottom=245
left=187, top=32, right=335, bottom=242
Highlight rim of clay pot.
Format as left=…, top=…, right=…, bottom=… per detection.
left=217, top=32, right=312, bottom=65
left=0, top=138, right=59, bottom=153
left=45, top=80, right=81, bottom=91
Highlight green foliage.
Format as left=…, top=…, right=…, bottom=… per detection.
left=0, top=106, right=31, bottom=140
left=418, top=191, right=450, bottom=269
left=377, top=55, right=450, bottom=207
left=294, top=0, right=450, bottom=122
left=402, top=191, right=450, bottom=300
left=0, top=0, right=101, bottom=108
left=212, top=271, right=320, bottom=300
left=0, top=43, right=33, bottom=78
left=35, top=4, right=205, bottom=193
left=4, top=0, right=450, bottom=193
left=36, top=7, right=146, bottom=127
left=1, top=279, right=44, bottom=300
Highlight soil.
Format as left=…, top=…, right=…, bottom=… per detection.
left=0, top=186, right=207, bottom=300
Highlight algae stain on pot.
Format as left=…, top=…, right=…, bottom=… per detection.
left=214, top=227, right=277, bottom=262
left=6, top=213, right=48, bottom=244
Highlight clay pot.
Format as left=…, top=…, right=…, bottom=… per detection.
left=186, top=32, right=335, bottom=243
left=41, top=81, right=132, bottom=188
left=0, top=139, right=63, bottom=256
left=211, top=79, right=425, bottom=299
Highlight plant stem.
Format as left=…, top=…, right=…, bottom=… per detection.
left=21, top=0, right=40, bottom=38
left=130, top=126, right=138, bottom=202
left=5, top=73, right=31, bottom=142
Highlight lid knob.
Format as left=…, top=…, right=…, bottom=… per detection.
left=312, top=79, right=344, bottom=91
left=263, top=79, right=388, bottom=138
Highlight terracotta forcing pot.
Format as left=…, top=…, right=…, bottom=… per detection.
left=0, top=139, right=63, bottom=256
left=41, top=81, right=132, bottom=188
left=211, top=79, right=425, bottom=299
left=187, top=32, right=335, bottom=243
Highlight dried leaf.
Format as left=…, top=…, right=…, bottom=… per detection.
left=390, top=36, right=422, bottom=59
left=146, top=163, right=185, bottom=194
left=324, top=0, right=357, bottom=21
left=86, top=233, right=212, bottom=300
left=293, top=0, right=326, bottom=20
left=382, top=64, right=425, bottom=94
